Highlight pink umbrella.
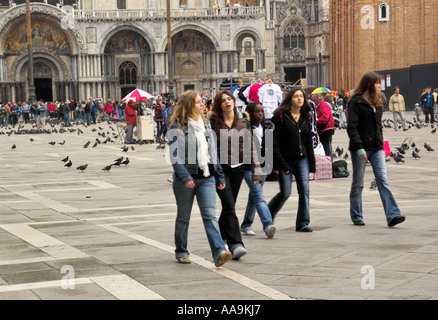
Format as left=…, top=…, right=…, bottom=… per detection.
left=122, top=89, right=153, bottom=102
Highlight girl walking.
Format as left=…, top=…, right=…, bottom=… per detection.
left=168, top=90, right=232, bottom=267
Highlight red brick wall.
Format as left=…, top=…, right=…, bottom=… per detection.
left=330, top=0, right=438, bottom=92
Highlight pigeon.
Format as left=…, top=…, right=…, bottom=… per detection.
left=83, top=141, right=91, bottom=148
left=369, top=180, right=376, bottom=190
left=64, top=160, right=72, bottom=168
left=92, top=142, right=98, bottom=148
left=121, top=157, right=130, bottom=166
left=412, top=151, right=421, bottom=159
left=102, top=164, right=112, bottom=172
left=11, top=144, right=16, bottom=149
left=48, top=141, right=56, bottom=145
left=431, top=128, right=436, bottom=134
left=424, top=143, right=434, bottom=152
left=122, top=146, right=129, bottom=152
left=113, top=159, right=122, bottom=167
left=392, top=154, right=405, bottom=164
left=61, top=156, right=69, bottom=162
left=114, top=156, right=124, bottom=163
left=76, top=164, right=88, bottom=172
left=30, top=138, right=34, bottom=142
left=58, top=140, right=66, bottom=145
left=343, top=153, right=348, bottom=160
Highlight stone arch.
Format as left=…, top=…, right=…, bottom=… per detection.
left=14, top=52, right=68, bottom=82
left=234, top=28, right=263, bottom=51
left=161, top=24, right=219, bottom=52
left=0, top=3, right=85, bottom=55
left=100, top=24, right=156, bottom=54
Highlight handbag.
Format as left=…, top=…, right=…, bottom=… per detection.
left=333, top=160, right=349, bottom=178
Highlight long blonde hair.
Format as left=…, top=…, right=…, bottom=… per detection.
left=170, top=90, right=201, bottom=129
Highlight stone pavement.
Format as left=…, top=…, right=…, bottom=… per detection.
left=0, top=111, right=437, bottom=302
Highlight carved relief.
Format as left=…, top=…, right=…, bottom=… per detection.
left=86, top=27, right=97, bottom=43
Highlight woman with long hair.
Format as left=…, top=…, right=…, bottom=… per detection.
left=240, top=102, right=276, bottom=238
left=168, top=90, right=232, bottom=267
left=209, top=90, right=262, bottom=260
left=268, top=87, right=316, bottom=232
left=347, top=71, right=405, bottom=227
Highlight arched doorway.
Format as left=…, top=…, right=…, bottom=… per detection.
left=103, top=29, right=152, bottom=101
left=167, top=29, right=216, bottom=96
left=119, top=61, right=138, bottom=98
left=1, top=13, right=75, bottom=103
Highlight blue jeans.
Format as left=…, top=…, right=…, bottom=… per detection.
left=118, top=108, right=125, bottom=119
left=85, top=113, right=91, bottom=125
left=350, top=150, right=401, bottom=223
left=173, top=176, right=227, bottom=260
left=241, top=172, right=273, bottom=231
left=268, top=157, right=310, bottom=230
left=64, top=114, right=71, bottom=127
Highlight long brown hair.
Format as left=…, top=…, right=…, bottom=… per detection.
left=350, top=71, right=384, bottom=108
left=212, top=90, right=239, bottom=132
left=170, top=90, right=200, bottom=130
left=273, top=87, right=312, bottom=118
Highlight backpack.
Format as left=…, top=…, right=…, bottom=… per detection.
left=333, top=160, right=349, bottom=178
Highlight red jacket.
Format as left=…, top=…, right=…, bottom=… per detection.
left=125, top=103, right=137, bottom=125
left=316, top=100, right=335, bottom=134
left=249, top=83, right=264, bottom=103
left=154, top=104, right=164, bottom=122
left=104, top=103, right=113, bottom=114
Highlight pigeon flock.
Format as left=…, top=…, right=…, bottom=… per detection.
left=333, top=115, right=436, bottom=166
left=1, top=117, right=160, bottom=174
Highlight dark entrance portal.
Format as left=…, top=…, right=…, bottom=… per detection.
left=121, top=87, right=136, bottom=100
left=284, top=67, right=306, bottom=84
left=35, top=78, right=52, bottom=102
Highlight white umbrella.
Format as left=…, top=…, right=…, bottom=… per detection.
left=122, top=89, right=153, bottom=102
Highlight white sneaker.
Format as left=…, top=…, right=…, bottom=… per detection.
left=265, top=225, right=276, bottom=239
left=241, top=227, right=255, bottom=236
left=231, top=245, right=247, bottom=260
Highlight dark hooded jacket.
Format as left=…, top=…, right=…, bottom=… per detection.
left=347, top=95, right=384, bottom=153
left=271, top=111, right=316, bottom=174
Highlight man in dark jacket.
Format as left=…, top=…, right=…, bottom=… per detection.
left=420, top=87, right=435, bottom=124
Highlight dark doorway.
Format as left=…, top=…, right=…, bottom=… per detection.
left=184, top=84, right=195, bottom=91
left=121, top=87, right=136, bottom=100
left=284, top=67, right=306, bottom=84
left=35, top=78, right=52, bottom=102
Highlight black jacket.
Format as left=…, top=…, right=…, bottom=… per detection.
left=347, top=95, right=384, bottom=152
left=271, top=111, right=316, bottom=173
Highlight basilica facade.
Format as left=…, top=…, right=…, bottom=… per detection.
left=0, top=0, right=328, bottom=103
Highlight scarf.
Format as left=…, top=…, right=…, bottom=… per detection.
left=188, top=117, right=210, bottom=177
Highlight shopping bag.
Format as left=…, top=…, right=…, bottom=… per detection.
left=314, top=142, right=326, bottom=156
left=383, top=140, right=391, bottom=156
left=314, top=155, right=333, bottom=180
